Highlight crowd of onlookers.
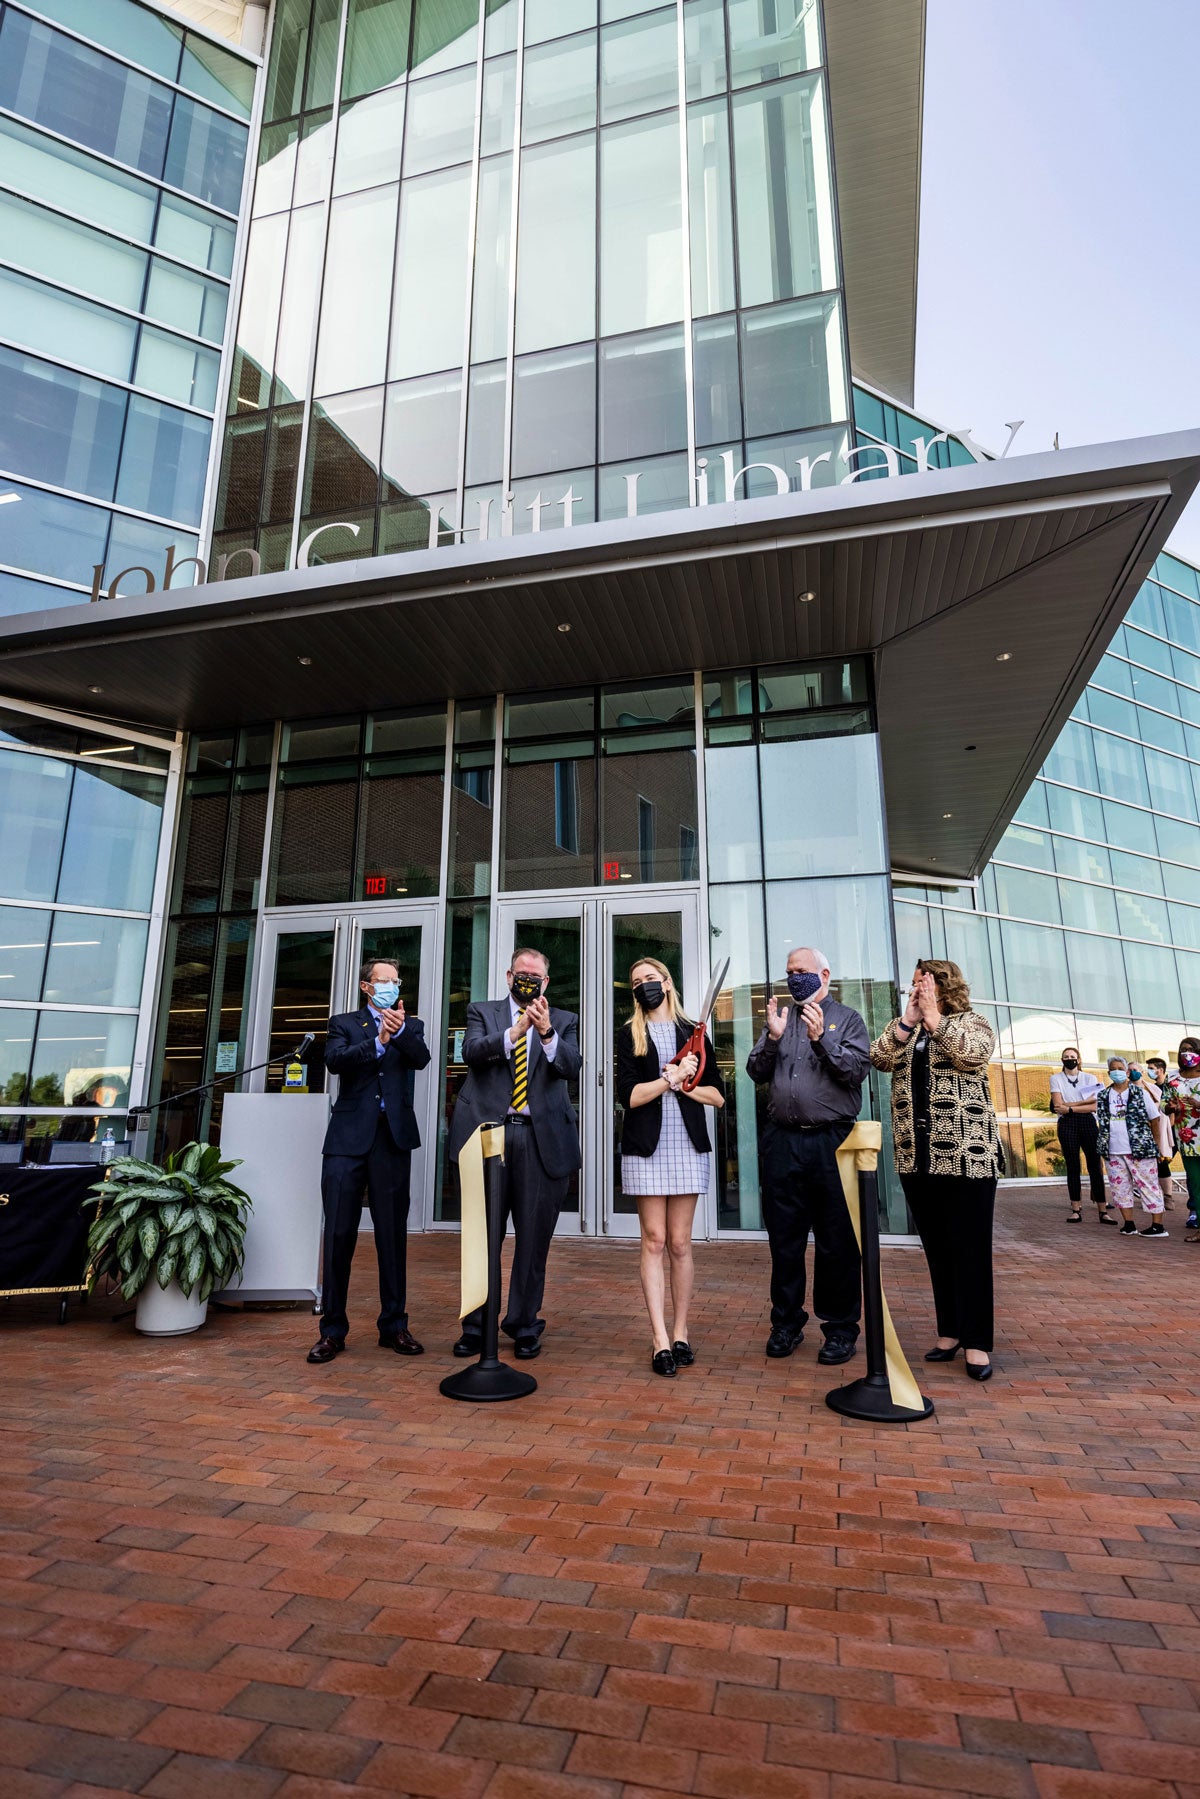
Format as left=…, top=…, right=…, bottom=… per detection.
left=1050, top=1038, right=1200, bottom=1235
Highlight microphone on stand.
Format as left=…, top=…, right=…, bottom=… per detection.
left=291, top=1032, right=316, bottom=1060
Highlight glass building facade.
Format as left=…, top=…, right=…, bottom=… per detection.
left=896, top=551, right=1200, bottom=1181
left=211, top=0, right=850, bottom=573
left=0, top=0, right=256, bottom=614
left=1, top=0, right=1198, bottom=1232
left=0, top=699, right=179, bottom=1159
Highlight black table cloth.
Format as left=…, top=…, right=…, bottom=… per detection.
left=0, top=1166, right=102, bottom=1296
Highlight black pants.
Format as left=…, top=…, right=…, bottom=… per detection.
left=319, top=1115, right=412, bottom=1341
left=462, top=1117, right=569, bottom=1343
left=901, top=1172, right=996, bottom=1352
left=760, top=1121, right=861, bottom=1339
left=1057, top=1113, right=1105, bottom=1207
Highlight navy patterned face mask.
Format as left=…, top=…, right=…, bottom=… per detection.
left=786, top=971, right=822, bottom=1004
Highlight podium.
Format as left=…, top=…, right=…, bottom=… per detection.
left=216, top=1093, right=327, bottom=1302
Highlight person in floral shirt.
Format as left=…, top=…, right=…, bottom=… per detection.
left=1095, top=1058, right=1168, bottom=1238
left=1164, top=1036, right=1200, bottom=1235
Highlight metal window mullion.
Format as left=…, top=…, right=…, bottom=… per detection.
left=453, top=3, right=490, bottom=539
left=0, top=689, right=176, bottom=750
left=0, top=106, right=242, bottom=220
left=287, top=0, right=353, bottom=572
left=0, top=998, right=142, bottom=1014
left=368, top=15, right=415, bottom=557
left=199, top=46, right=270, bottom=557
left=0, top=894, right=152, bottom=922
left=0, top=335, right=217, bottom=419
left=490, top=690, right=505, bottom=913
left=129, top=733, right=185, bottom=1108
left=0, top=180, right=237, bottom=284
left=675, top=0, right=697, bottom=501
left=0, top=561, right=89, bottom=595
left=0, top=465, right=205, bottom=535
left=255, top=719, right=284, bottom=915
left=499, top=0, right=526, bottom=506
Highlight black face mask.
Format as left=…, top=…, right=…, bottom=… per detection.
left=787, top=971, right=823, bottom=1005
left=511, top=972, right=543, bottom=1006
left=1062, top=1057, right=1079, bottom=1070
left=633, top=980, right=665, bottom=1012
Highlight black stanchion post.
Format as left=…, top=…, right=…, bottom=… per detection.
left=826, top=1160, right=933, bottom=1424
left=441, top=1126, right=536, bottom=1403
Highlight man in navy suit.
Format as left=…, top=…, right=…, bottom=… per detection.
left=448, top=947, right=581, bottom=1358
left=307, top=959, right=431, bottom=1365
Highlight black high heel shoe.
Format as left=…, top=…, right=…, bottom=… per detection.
left=924, top=1342, right=960, bottom=1362
left=965, top=1359, right=993, bottom=1381
left=651, top=1349, right=677, bottom=1378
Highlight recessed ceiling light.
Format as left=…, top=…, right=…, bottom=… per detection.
left=796, top=590, right=816, bottom=604
left=87, top=685, right=102, bottom=694
left=298, top=656, right=313, bottom=666
left=995, top=652, right=1013, bottom=662
left=557, top=622, right=571, bottom=633
left=942, top=812, right=952, bottom=819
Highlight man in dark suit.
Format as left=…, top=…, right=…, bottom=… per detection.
left=448, top=947, right=581, bottom=1359
left=307, top=959, right=431, bottom=1365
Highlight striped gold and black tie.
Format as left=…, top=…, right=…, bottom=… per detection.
left=511, top=1015, right=528, bottom=1112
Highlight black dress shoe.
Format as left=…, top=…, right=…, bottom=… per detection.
left=306, top=1337, right=343, bottom=1364
left=453, top=1334, right=481, bottom=1358
left=765, top=1327, right=802, bottom=1358
left=514, top=1337, right=541, bottom=1360
left=652, top=1349, right=677, bottom=1377
left=671, top=1340, right=694, bottom=1367
left=924, top=1342, right=961, bottom=1362
left=965, top=1359, right=993, bottom=1381
left=817, top=1332, right=858, bottom=1366
left=379, top=1328, right=424, bottom=1355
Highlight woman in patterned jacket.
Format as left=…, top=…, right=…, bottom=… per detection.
left=871, top=960, right=1002, bottom=1382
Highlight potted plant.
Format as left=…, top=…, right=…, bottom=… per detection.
left=87, top=1142, right=252, bottom=1336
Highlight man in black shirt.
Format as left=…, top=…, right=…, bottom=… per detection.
left=745, top=946, right=870, bottom=1365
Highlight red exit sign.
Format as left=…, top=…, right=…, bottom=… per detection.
left=364, top=874, right=387, bottom=896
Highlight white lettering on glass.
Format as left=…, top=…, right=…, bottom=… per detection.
left=297, top=520, right=361, bottom=568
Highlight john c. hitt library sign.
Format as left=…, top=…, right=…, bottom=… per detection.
left=78, top=424, right=1018, bottom=603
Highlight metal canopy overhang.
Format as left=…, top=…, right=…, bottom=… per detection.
left=2, top=431, right=1199, bottom=881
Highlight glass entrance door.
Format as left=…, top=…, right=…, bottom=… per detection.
left=248, top=904, right=440, bottom=1218
left=492, top=891, right=705, bottom=1237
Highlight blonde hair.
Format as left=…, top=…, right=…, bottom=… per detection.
left=626, top=957, right=691, bottom=1057
left=917, top=958, right=971, bottom=1016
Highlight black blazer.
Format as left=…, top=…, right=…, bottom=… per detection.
left=616, top=1020, right=724, bottom=1157
left=447, top=997, right=582, bottom=1179
left=321, top=1007, right=431, bottom=1156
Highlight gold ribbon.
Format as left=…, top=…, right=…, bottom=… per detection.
left=457, top=1123, right=506, bottom=1320
left=835, top=1122, right=925, bottom=1414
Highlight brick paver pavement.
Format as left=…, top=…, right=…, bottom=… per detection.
left=2, top=1185, right=1199, bottom=1799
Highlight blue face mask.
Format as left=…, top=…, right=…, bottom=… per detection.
left=1109, top=1069, right=1128, bottom=1085
left=370, top=980, right=400, bottom=1009
left=1128, top=1066, right=1142, bottom=1082
left=786, top=971, right=823, bottom=1004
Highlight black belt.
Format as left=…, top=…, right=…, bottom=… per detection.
left=505, top=1112, right=532, bottom=1125
left=774, top=1119, right=856, bottom=1133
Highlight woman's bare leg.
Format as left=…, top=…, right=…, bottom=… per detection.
left=638, top=1196, right=671, bottom=1352
left=665, top=1194, right=699, bottom=1344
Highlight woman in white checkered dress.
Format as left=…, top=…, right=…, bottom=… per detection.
left=616, top=958, right=725, bottom=1378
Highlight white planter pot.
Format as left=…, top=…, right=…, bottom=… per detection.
left=135, top=1279, right=208, bottom=1336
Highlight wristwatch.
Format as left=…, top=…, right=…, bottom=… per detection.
left=538, top=1029, right=554, bottom=1042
